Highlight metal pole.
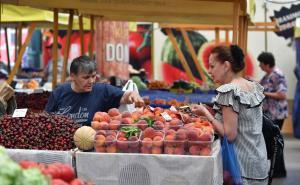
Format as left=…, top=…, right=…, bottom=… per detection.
left=264, top=2, right=268, bottom=52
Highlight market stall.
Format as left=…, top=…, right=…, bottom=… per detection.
left=0, top=1, right=254, bottom=185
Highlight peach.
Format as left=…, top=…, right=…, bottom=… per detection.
left=131, top=111, right=142, bottom=121
left=93, top=112, right=110, bottom=122
left=106, top=131, right=117, bottom=137
left=105, top=135, right=116, bottom=143
left=152, top=146, right=162, bottom=154
left=187, top=129, right=199, bottom=141
left=153, top=121, right=164, bottom=130
left=91, top=121, right=101, bottom=130
left=121, top=111, right=132, bottom=118
left=98, top=121, right=109, bottom=130
left=183, top=123, right=195, bottom=129
left=174, top=146, right=185, bottom=155
left=198, top=133, right=213, bottom=141
left=95, top=146, right=106, bottom=152
left=175, top=130, right=187, bottom=141
left=121, top=117, right=134, bottom=125
left=95, top=135, right=106, bottom=146
left=154, top=115, right=165, bottom=123
left=143, top=127, right=155, bottom=138
left=111, top=114, right=122, bottom=121
left=165, top=129, right=176, bottom=136
left=136, top=119, right=148, bottom=126
left=199, top=147, right=211, bottom=156
left=128, top=136, right=139, bottom=148
left=108, top=108, right=120, bottom=117
left=117, top=137, right=128, bottom=150
left=164, top=146, right=174, bottom=154
left=141, top=146, right=151, bottom=154
left=106, top=145, right=117, bottom=153
left=142, top=137, right=153, bottom=148
left=117, top=132, right=126, bottom=139
left=153, top=136, right=163, bottom=147
left=189, top=145, right=200, bottom=155
left=153, top=131, right=164, bottom=138
left=109, top=120, right=121, bottom=130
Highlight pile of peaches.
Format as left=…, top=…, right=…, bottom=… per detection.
left=91, top=107, right=214, bottom=156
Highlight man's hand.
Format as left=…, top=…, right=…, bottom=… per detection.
left=120, top=91, right=144, bottom=107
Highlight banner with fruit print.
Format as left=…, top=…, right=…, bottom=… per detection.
left=95, top=20, right=129, bottom=80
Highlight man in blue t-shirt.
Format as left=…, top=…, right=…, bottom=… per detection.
left=45, top=55, right=144, bottom=126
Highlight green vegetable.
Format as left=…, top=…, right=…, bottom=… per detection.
left=0, top=146, right=23, bottom=185
left=120, top=126, right=141, bottom=138
left=15, top=168, right=49, bottom=185
left=139, top=117, right=154, bottom=127
left=0, top=146, right=49, bottom=185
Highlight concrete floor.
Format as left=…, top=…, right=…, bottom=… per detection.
left=272, top=135, right=300, bottom=185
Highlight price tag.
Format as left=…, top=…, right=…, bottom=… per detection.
left=161, top=112, right=172, bottom=121
left=33, top=88, right=43, bottom=93
left=12, top=108, right=28, bottom=118
left=148, top=105, right=154, bottom=111
left=15, top=82, right=23, bottom=89
left=170, top=106, right=177, bottom=112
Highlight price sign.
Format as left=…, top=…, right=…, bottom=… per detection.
left=170, top=106, right=177, bottom=112
left=148, top=105, right=154, bottom=111
left=12, top=108, right=28, bottom=118
left=161, top=112, right=172, bottom=121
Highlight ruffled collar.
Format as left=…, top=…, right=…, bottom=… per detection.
left=215, top=82, right=265, bottom=107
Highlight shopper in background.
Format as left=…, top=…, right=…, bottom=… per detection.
left=258, top=51, right=288, bottom=178
left=192, top=45, right=269, bottom=184
left=43, top=43, right=66, bottom=84
left=45, top=55, right=144, bottom=126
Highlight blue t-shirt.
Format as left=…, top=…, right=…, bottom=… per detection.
left=45, top=83, right=124, bottom=126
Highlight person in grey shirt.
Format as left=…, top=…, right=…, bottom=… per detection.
left=192, top=45, right=268, bottom=185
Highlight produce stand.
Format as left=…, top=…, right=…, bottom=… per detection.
left=75, top=140, right=222, bottom=185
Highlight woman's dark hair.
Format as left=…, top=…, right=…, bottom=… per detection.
left=210, top=44, right=245, bottom=73
left=70, top=55, right=96, bottom=75
left=257, top=52, right=275, bottom=68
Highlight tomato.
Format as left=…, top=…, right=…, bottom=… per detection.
left=54, top=163, right=75, bottom=182
left=70, top=178, right=85, bottom=185
left=19, top=160, right=38, bottom=169
left=51, top=179, right=69, bottom=185
left=47, top=164, right=62, bottom=179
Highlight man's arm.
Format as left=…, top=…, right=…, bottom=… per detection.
left=120, top=91, right=144, bottom=107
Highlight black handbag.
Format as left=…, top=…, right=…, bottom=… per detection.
left=262, top=114, right=284, bottom=184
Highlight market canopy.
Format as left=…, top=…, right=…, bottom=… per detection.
left=2, top=0, right=250, bottom=25
left=0, top=4, right=90, bottom=29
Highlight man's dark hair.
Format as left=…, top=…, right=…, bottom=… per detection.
left=70, top=56, right=96, bottom=75
left=257, top=52, right=275, bottom=68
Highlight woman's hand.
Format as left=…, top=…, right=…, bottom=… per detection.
left=191, top=104, right=210, bottom=117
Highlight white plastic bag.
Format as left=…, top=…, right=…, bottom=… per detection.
left=118, top=80, right=139, bottom=113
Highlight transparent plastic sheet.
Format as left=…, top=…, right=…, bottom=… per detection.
left=6, top=149, right=73, bottom=166
left=76, top=140, right=222, bottom=185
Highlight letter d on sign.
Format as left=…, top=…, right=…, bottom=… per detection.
left=106, top=43, right=115, bottom=62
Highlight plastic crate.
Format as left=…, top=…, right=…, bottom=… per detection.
left=94, top=130, right=118, bottom=153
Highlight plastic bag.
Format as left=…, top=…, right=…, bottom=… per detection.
left=222, top=136, right=243, bottom=185
left=118, top=80, right=139, bottom=113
